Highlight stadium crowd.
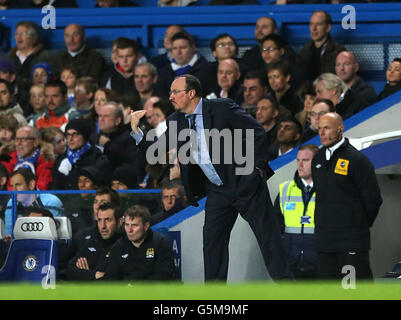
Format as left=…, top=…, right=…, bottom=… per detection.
left=0, top=7, right=395, bottom=281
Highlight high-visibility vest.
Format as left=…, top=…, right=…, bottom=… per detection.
left=279, top=180, right=315, bottom=234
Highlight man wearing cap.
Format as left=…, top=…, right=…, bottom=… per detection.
left=0, top=59, right=31, bottom=116
left=51, top=118, right=111, bottom=190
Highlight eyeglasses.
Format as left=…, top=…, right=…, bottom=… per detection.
left=162, top=195, right=177, bottom=200
left=216, top=42, right=235, bottom=48
left=261, top=47, right=279, bottom=52
left=15, top=137, right=35, bottom=143
left=310, top=111, right=328, bottom=118
left=169, top=89, right=187, bottom=96
left=65, top=132, right=80, bottom=138
left=14, top=31, right=29, bottom=37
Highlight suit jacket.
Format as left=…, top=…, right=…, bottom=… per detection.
left=140, top=98, right=274, bottom=206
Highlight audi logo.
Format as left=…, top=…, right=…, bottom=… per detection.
left=21, top=222, right=44, bottom=232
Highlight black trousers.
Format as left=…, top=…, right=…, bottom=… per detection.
left=202, top=178, right=292, bottom=282
left=317, top=251, right=373, bottom=281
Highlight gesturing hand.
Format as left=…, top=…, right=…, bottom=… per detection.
left=130, top=110, right=147, bottom=134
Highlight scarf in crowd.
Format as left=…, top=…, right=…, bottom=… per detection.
left=66, top=141, right=91, bottom=165
left=171, top=52, right=199, bottom=76
left=58, top=142, right=91, bottom=176
left=14, top=148, right=40, bottom=174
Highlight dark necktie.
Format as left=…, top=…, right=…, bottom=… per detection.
left=187, top=114, right=196, bottom=130
left=304, top=185, right=312, bottom=203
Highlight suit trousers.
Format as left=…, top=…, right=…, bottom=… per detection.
left=202, top=176, right=292, bottom=282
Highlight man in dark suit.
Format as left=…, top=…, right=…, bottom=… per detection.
left=130, top=74, right=292, bottom=282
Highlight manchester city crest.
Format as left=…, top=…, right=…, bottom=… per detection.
left=23, top=255, right=39, bottom=272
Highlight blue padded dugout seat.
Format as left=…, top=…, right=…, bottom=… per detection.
left=0, top=217, right=58, bottom=283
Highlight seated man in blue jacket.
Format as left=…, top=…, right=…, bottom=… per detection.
left=4, top=168, right=63, bottom=238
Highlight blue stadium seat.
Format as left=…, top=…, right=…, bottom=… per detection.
left=0, top=217, right=58, bottom=283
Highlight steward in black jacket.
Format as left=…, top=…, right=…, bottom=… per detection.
left=311, top=137, right=382, bottom=253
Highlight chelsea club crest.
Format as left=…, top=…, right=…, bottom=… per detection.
left=23, top=255, right=39, bottom=272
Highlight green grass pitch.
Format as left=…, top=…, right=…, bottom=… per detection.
left=0, top=281, right=401, bottom=300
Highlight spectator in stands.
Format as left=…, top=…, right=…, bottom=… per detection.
left=111, top=164, right=161, bottom=215
left=67, top=77, right=98, bottom=120
left=255, top=94, right=280, bottom=145
left=314, top=72, right=368, bottom=120
left=4, top=168, right=63, bottom=237
left=0, top=162, right=9, bottom=221
left=156, top=31, right=208, bottom=98
left=63, top=173, right=97, bottom=238
left=0, top=79, right=27, bottom=125
left=27, top=84, right=46, bottom=126
left=60, top=64, right=80, bottom=105
left=95, top=0, right=138, bottom=7
left=299, top=98, right=334, bottom=144
left=241, top=70, right=268, bottom=115
left=379, top=58, right=401, bottom=101
left=2, top=125, right=55, bottom=190
left=267, top=115, right=302, bottom=161
left=0, top=114, right=18, bottom=152
left=150, top=179, right=188, bottom=226
left=267, top=60, right=303, bottom=116
left=335, top=50, right=378, bottom=107
left=65, top=202, right=123, bottom=281
left=31, top=62, right=52, bottom=86
left=92, top=87, right=119, bottom=132
left=7, top=21, right=53, bottom=95
left=103, top=37, right=139, bottom=96
left=119, top=93, right=141, bottom=128
left=157, top=0, right=196, bottom=7
left=198, top=33, right=243, bottom=95
left=134, top=62, right=160, bottom=108
left=102, top=204, right=176, bottom=281
left=152, top=98, right=174, bottom=138
left=205, top=58, right=243, bottom=104
left=149, top=25, right=184, bottom=71
left=0, top=59, right=16, bottom=88
left=295, top=81, right=316, bottom=129
left=40, top=127, right=67, bottom=161
left=142, top=96, right=159, bottom=132
left=0, top=58, right=31, bottom=118
left=298, top=11, right=346, bottom=81
left=242, top=17, right=297, bottom=73
left=260, top=34, right=307, bottom=91
left=91, top=101, right=143, bottom=173
left=34, top=80, right=71, bottom=130
left=273, top=144, right=319, bottom=279
left=78, top=166, right=105, bottom=198
left=51, top=118, right=111, bottom=190
left=53, top=24, right=106, bottom=83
